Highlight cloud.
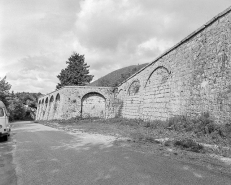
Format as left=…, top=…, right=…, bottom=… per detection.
left=0, top=0, right=231, bottom=94
left=5, top=55, right=59, bottom=93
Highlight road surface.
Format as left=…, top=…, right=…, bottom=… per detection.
left=0, top=121, right=231, bottom=185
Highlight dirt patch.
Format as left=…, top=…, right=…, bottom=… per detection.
left=38, top=117, right=231, bottom=174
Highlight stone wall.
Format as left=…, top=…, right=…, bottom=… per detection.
left=115, top=6, right=231, bottom=124
left=37, top=6, right=231, bottom=124
left=36, top=86, right=115, bottom=120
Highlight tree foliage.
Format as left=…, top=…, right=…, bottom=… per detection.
left=56, top=52, right=94, bottom=89
left=11, top=92, right=42, bottom=120
left=8, top=98, right=26, bottom=121
left=0, top=76, right=11, bottom=106
left=0, top=77, right=42, bottom=121
left=15, top=92, right=42, bottom=109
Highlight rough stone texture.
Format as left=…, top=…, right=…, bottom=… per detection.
left=37, top=7, right=231, bottom=124
left=82, top=93, right=106, bottom=118
left=36, top=86, right=115, bottom=120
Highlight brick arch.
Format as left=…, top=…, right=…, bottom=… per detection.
left=118, top=89, right=123, bottom=94
left=118, top=89, right=123, bottom=93
left=81, top=90, right=109, bottom=100
left=113, top=88, right=119, bottom=97
left=39, top=99, right=45, bottom=120
left=81, top=92, right=106, bottom=118
left=37, top=100, right=42, bottom=120
left=43, top=97, right=49, bottom=119
left=128, top=80, right=141, bottom=96
left=55, top=93, right=60, bottom=101
left=47, top=95, right=54, bottom=120
left=122, top=79, right=142, bottom=119
left=116, top=89, right=124, bottom=99
left=81, top=92, right=106, bottom=100
left=50, top=95, right=54, bottom=102
left=53, top=93, right=61, bottom=119
left=142, top=66, right=171, bottom=120
left=144, top=66, right=171, bottom=88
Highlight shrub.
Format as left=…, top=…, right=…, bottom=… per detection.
left=8, top=99, right=26, bottom=121
left=144, top=120, right=168, bottom=129
left=168, top=115, right=189, bottom=131
left=174, top=138, right=204, bottom=153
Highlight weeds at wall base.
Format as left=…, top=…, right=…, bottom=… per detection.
left=39, top=113, right=231, bottom=143
left=37, top=113, right=231, bottom=155
left=173, top=139, right=204, bottom=153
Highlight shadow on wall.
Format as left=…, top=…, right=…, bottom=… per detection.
left=114, top=100, right=124, bottom=118
left=53, top=93, right=60, bottom=119
left=43, top=98, right=48, bottom=119
left=48, top=95, right=54, bottom=120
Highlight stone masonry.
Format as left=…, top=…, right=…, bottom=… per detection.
left=37, top=6, right=231, bottom=124
left=36, top=86, right=115, bottom=120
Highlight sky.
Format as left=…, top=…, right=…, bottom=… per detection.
left=0, top=0, right=231, bottom=94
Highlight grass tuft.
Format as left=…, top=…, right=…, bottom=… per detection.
left=38, top=112, right=231, bottom=155
left=174, top=138, right=204, bottom=153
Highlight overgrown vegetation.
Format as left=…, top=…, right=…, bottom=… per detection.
left=40, top=113, right=231, bottom=156
left=8, top=92, right=42, bottom=121
left=173, top=138, right=204, bottom=153
left=56, top=52, right=94, bottom=89
left=0, top=76, right=42, bottom=121
left=0, top=76, right=11, bottom=107
left=167, top=113, right=231, bottom=143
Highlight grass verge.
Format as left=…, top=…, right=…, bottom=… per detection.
left=38, top=113, right=231, bottom=157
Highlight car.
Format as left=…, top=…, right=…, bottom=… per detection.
left=0, top=101, right=11, bottom=141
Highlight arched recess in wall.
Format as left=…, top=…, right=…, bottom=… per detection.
left=37, top=100, right=41, bottom=120
left=113, top=88, right=119, bottom=98
left=81, top=92, right=106, bottom=118
left=48, top=95, right=54, bottom=120
left=115, top=89, right=124, bottom=117
left=40, top=99, right=44, bottom=120
left=43, top=97, right=49, bottom=119
left=122, top=80, right=142, bottom=119
left=144, top=66, right=171, bottom=88
left=53, top=93, right=61, bottom=119
left=128, top=80, right=141, bottom=96
left=117, top=89, right=123, bottom=99
left=143, top=66, right=171, bottom=120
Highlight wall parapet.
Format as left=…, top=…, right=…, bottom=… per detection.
left=117, top=6, right=231, bottom=87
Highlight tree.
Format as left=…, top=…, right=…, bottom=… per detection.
left=8, top=98, right=26, bottom=121
left=56, top=52, right=94, bottom=89
left=0, top=76, right=11, bottom=106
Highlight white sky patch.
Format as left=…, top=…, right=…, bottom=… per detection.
left=138, top=38, right=173, bottom=54
left=0, top=0, right=231, bottom=93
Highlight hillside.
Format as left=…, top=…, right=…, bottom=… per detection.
left=90, top=63, right=148, bottom=87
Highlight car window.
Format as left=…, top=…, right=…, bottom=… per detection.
left=0, top=108, right=4, bottom=117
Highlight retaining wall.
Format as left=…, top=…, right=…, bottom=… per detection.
left=36, top=86, right=115, bottom=120
left=37, top=6, right=231, bottom=124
